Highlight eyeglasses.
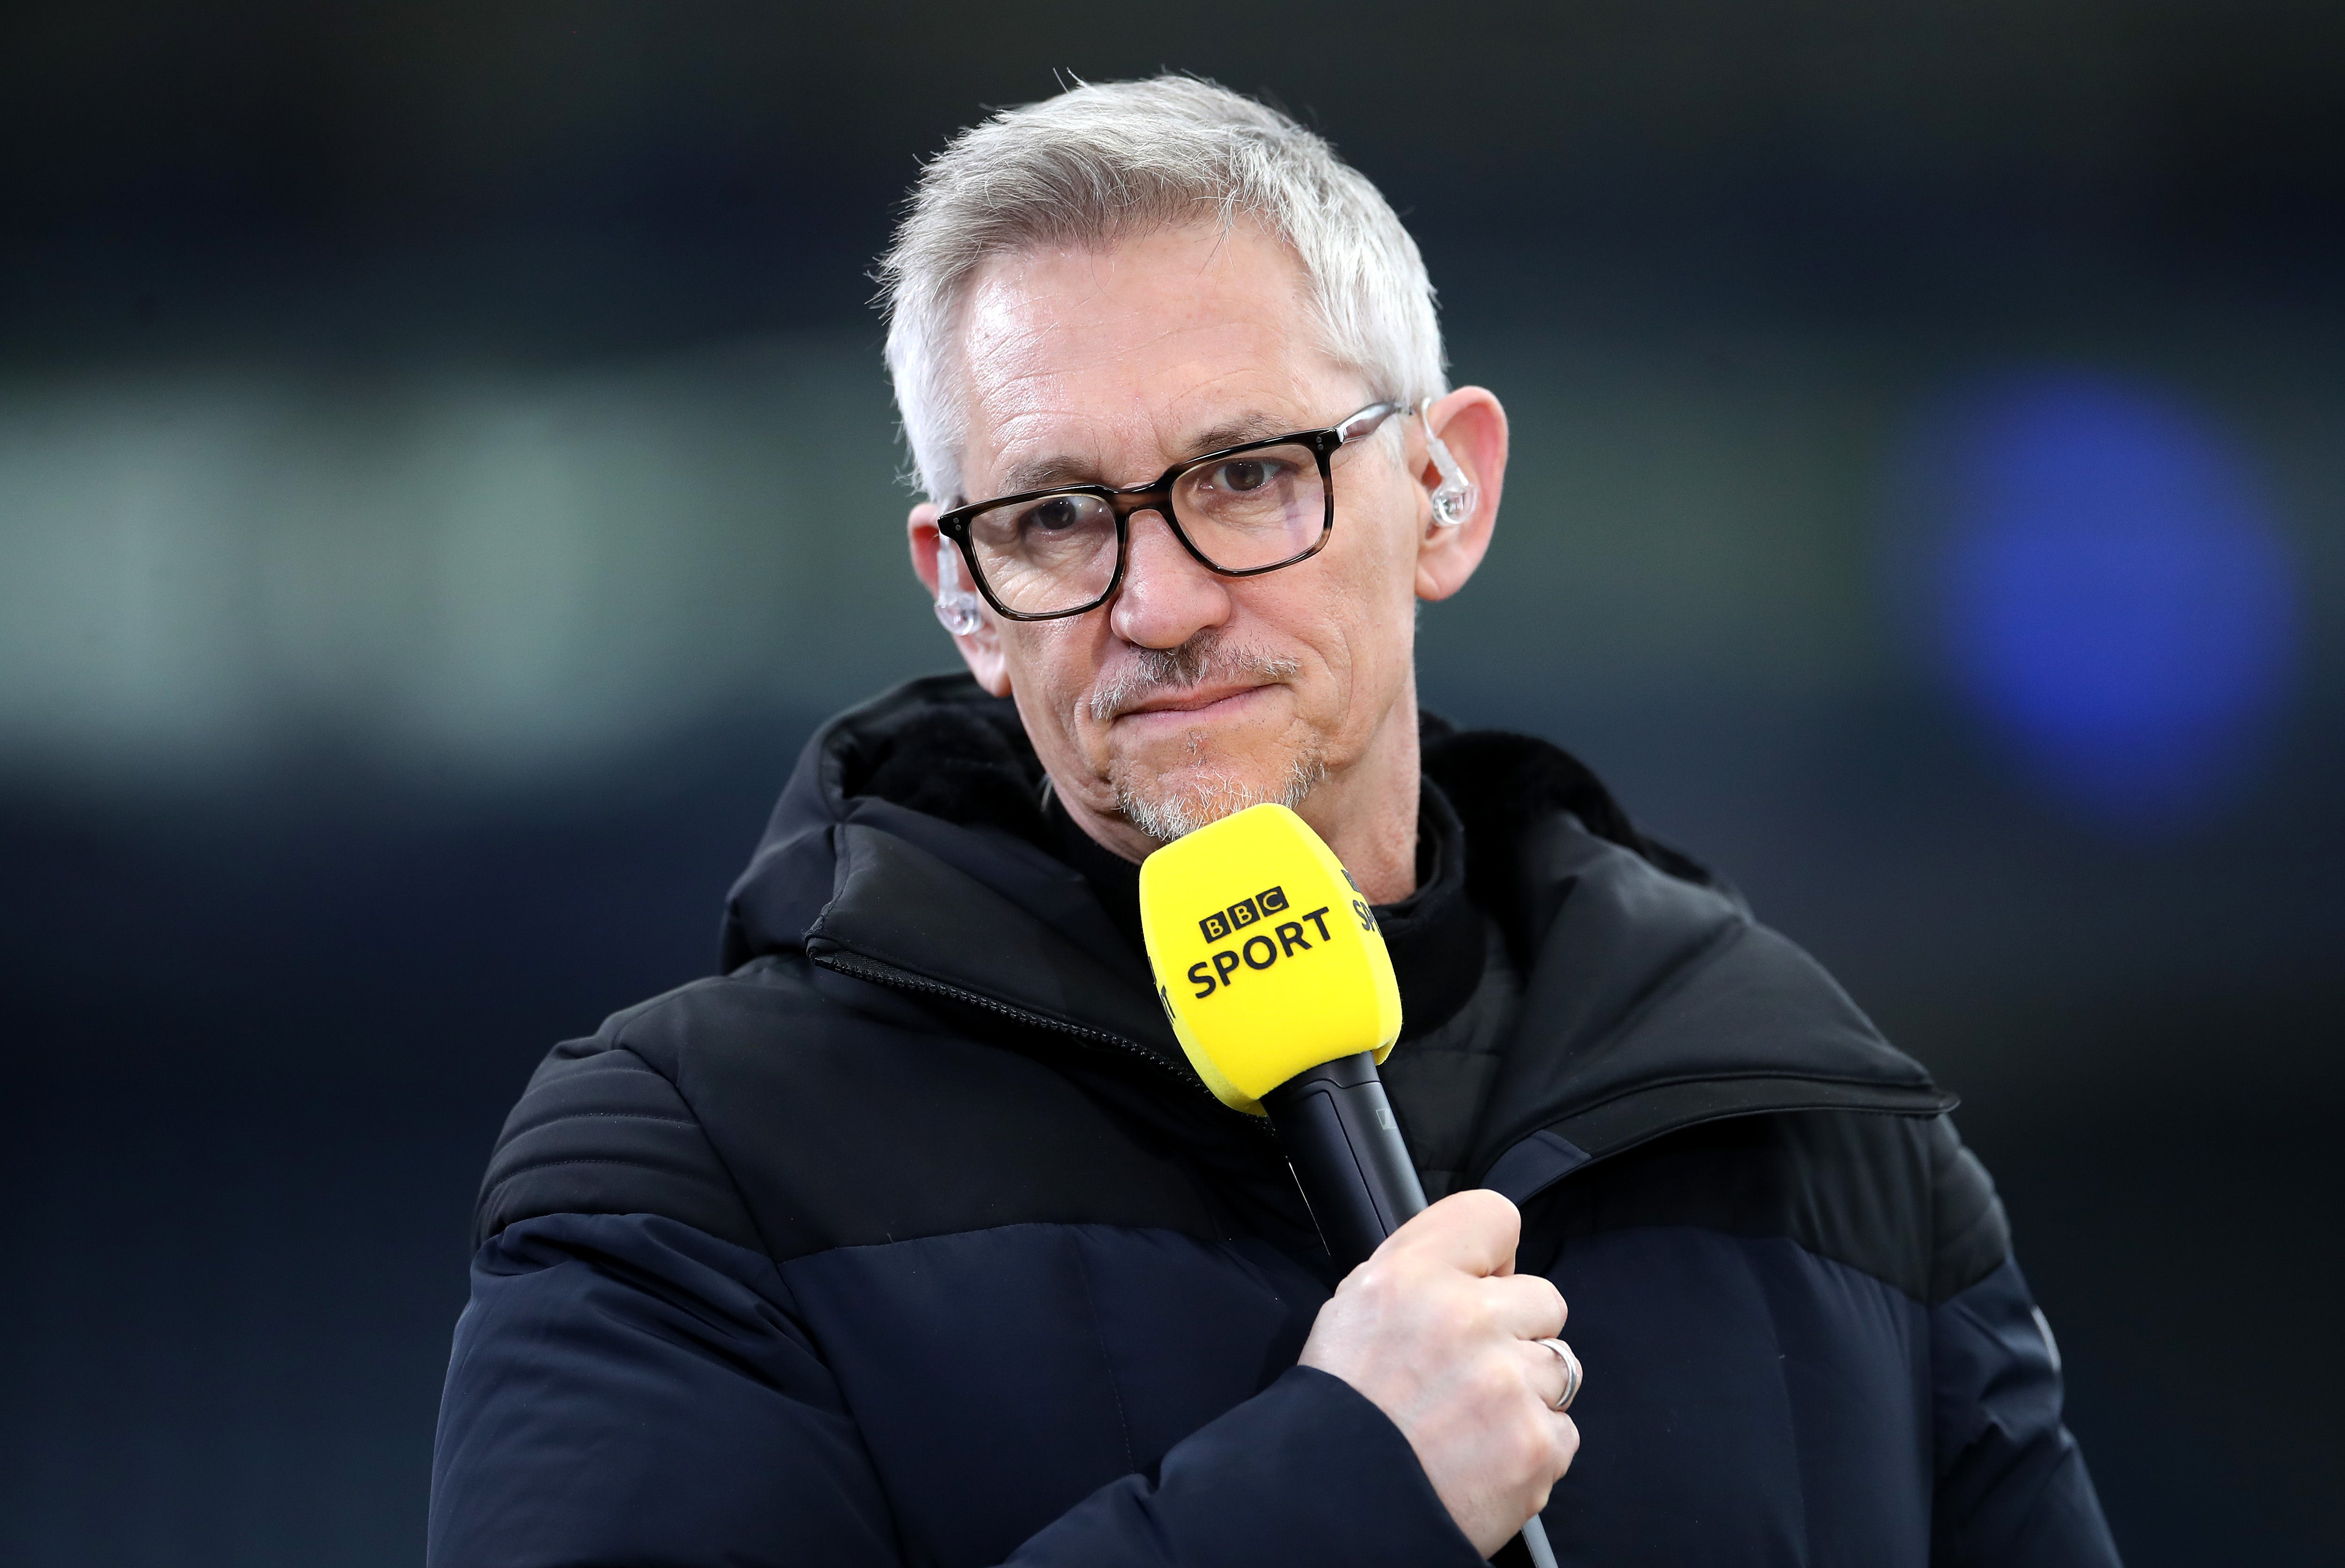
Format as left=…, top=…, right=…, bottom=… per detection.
left=936, top=401, right=1409, bottom=621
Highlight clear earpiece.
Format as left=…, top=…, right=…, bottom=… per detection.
left=934, top=536, right=986, bottom=636
left=1419, top=399, right=1476, bottom=527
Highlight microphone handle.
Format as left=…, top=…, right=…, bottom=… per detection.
left=1263, top=1050, right=1426, bottom=1268
left=1264, top=1052, right=1561, bottom=1568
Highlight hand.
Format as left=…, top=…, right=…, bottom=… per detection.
left=1297, top=1189, right=1581, bottom=1557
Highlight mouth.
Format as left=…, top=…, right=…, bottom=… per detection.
left=1113, top=681, right=1278, bottom=727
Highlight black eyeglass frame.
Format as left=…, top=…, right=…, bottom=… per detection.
left=935, top=400, right=1409, bottom=622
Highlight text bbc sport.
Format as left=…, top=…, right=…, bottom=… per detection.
left=1197, top=885, right=1292, bottom=942
left=1183, top=894, right=1377, bottom=998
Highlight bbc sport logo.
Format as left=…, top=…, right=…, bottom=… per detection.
left=1198, top=885, right=1290, bottom=942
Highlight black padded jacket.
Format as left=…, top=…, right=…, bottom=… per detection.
left=427, top=674, right=2120, bottom=1568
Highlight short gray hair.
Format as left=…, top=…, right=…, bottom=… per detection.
left=876, top=75, right=1448, bottom=504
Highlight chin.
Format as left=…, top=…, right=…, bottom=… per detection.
left=1108, top=740, right=1327, bottom=844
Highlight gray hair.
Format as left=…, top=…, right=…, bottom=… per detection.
left=876, top=75, right=1448, bottom=504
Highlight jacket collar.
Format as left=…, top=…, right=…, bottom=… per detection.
left=724, top=675, right=1954, bottom=1186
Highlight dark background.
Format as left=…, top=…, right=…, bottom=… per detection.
left=3, top=4, right=2339, bottom=1563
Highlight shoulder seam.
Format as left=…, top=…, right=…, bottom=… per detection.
left=475, top=1043, right=765, bottom=1254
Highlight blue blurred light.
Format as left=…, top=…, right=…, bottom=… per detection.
left=1891, top=372, right=2300, bottom=829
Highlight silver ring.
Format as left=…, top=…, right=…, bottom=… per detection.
left=1534, top=1337, right=1581, bottom=1411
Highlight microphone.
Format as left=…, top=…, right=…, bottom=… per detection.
left=1138, top=803, right=1560, bottom=1568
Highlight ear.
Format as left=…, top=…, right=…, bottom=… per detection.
left=1413, top=387, right=1507, bottom=603
left=908, top=504, right=1013, bottom=697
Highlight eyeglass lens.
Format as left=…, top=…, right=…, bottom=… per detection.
left=962, top=442, right=1327, bottom=615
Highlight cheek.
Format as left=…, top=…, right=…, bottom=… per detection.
left=1001, top=624, right=1106, bottom=746
left=1320, top=502, right=1421, bottom=655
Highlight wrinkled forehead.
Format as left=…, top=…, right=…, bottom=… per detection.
left=952, top=220, right=1364, bottom=497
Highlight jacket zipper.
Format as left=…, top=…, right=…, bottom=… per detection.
left=809, top=945, right=1254, bottom=1123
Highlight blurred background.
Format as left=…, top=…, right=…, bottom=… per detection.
left=2, top=3, right=2338, bottom=1562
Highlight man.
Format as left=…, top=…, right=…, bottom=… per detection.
left=429, top=77, right=2120, bottom=1567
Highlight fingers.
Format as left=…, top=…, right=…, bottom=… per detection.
left=1518, top=1335, right=1583, bottom=1413
left=1486, top=1270, right=1567, bottom=1341
left=1299, top=1210, right=1585, bottom=1556
left=1549, top=1411, right=1581, bottom=1484
left=1518, top=1385, right=1584, bottom=1522
left=1365, top=1192, right=1566, bottom=1341
left=1384, top=1188, right=1522, bottom=1277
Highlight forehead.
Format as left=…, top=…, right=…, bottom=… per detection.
left=955, top=220, right=1357, bottom=492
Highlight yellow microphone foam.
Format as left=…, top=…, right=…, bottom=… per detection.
left=1138, top=803, right=1403, bottom=1114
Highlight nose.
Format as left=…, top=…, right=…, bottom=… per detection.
left=1109, top=508, right=1232, bottom=650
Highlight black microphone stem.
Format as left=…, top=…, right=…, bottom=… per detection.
left=1265, top=1052, right=1562, bottom=1568
left=1263, top=1051, right=1427, bottom=1263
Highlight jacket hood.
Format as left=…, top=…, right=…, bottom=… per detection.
left=722, top=675, right=1952, bottom=1191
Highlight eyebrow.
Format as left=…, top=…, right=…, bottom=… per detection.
left=991, top=411, right=1302, bottom=497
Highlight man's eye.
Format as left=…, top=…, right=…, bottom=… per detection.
left=1022, top=497, right=1087, bottom=533
left=1210, top=459, right=1280, bottom=492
